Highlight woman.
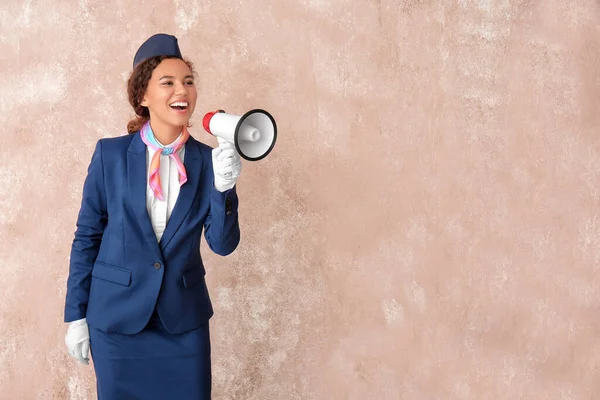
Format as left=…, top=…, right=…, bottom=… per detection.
left=63, top=33, right=241, bottom=399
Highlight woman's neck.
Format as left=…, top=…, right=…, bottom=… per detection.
left=149, top=120, right=182, bottom=146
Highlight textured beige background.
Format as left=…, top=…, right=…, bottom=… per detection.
left=1, top=0, right=600, bottom=399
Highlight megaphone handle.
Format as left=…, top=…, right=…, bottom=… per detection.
left=217, top=136, right=233, bottom=146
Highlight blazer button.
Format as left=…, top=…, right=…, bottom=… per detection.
left=226, top=210, right=232, bottom=216
left=154, top=262, right=161, bottom=270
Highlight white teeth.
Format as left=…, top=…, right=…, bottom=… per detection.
left=170, top=101, right=188, bottom=107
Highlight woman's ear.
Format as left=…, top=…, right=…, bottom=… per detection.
left=140, top=97, right=148, bottom=107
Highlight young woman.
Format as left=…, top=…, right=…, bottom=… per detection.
left=63, top=33, right=241, bottom=399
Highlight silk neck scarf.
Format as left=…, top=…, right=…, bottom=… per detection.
left=139, top=121, right=189, bottom=201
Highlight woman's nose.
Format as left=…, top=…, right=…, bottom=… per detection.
left=175, top=82, right=188, bottom=95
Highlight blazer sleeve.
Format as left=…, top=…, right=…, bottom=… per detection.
left=203, top=185, right=240, bottom=256
left=64, top=140, right=108, bottom=322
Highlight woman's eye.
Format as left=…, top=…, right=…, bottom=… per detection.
left=185, top=81, right=195, bottom=86
left=162, top=81, right=173, bottom=86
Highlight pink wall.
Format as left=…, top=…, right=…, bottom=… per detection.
left=2, top=0, right=600, bottom=398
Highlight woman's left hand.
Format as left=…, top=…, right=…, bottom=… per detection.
left=212, top=137, right=242, bottom=192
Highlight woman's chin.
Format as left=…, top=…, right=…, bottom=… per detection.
left=168, top=115, right=192, bottom=128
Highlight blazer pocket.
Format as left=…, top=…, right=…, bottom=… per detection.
left=181, top=266, right=204, bottom=288
left=92, top=261, right=132, bottom=286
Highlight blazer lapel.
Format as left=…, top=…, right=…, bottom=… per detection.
left=127, top=132, right=163, bottom=261
left=159, top=137, right=202, bottom=251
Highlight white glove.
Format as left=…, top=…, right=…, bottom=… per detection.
left=212, top=137, right=242, bottom=192
left=65, top=318, right=90, bottom=365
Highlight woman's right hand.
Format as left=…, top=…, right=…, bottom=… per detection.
left=65, top=318, right=90, bottom=365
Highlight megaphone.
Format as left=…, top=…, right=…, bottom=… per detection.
left=202, top=109, right=277, bottom=161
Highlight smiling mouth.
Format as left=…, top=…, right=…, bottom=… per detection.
left=169, top=101, right=188, bottom=111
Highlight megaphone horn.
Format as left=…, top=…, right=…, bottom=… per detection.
left=202, top=109, right=277, bottom=161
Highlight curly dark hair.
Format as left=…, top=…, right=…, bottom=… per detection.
left=126, top=55, right=196, bottom=134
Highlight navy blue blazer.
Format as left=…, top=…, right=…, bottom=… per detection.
left=64, top=131, right=240, bottom=335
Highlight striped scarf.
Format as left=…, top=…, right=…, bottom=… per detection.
left=140, top=121, right=189, bottom=201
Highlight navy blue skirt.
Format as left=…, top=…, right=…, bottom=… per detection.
left=89, top=311, right=211, bottom=400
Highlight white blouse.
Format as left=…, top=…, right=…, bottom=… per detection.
left=145, top=135, right=185, bottom=242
